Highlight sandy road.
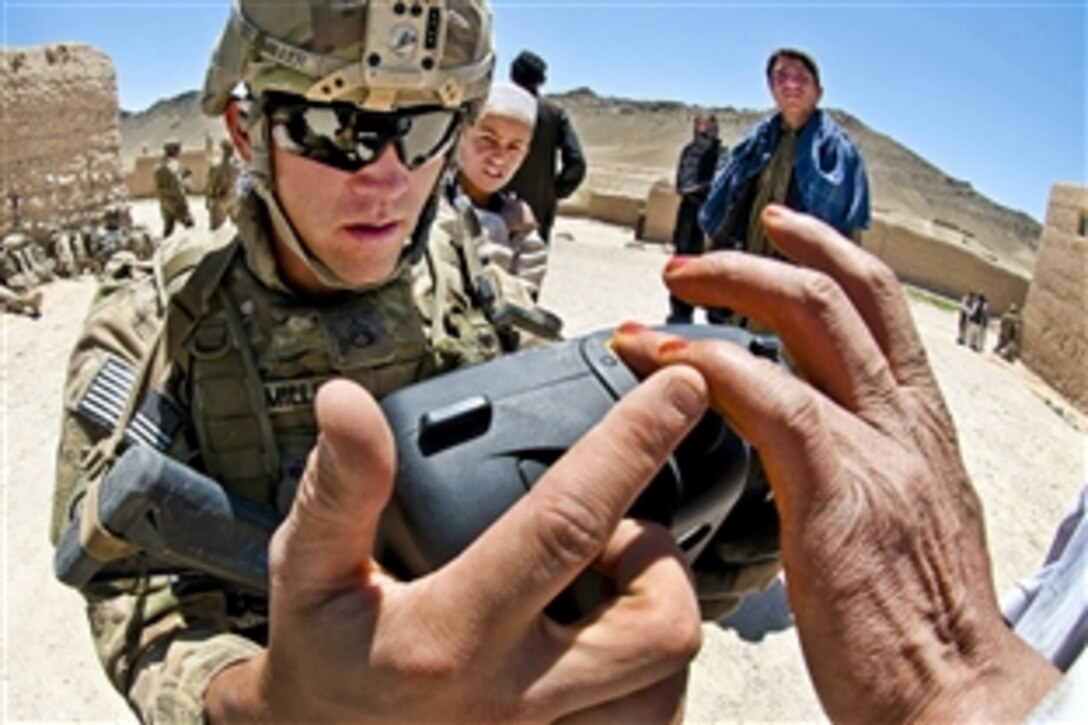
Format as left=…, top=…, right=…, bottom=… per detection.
left=1, top=208, right=1083, bottom=722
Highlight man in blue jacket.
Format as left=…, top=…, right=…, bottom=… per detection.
left=700, top=48, right=870, bottom=260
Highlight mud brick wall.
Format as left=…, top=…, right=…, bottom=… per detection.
left=1, top=43, right=127, bottom=235
left=1022, top=183, right=1087, bottom=413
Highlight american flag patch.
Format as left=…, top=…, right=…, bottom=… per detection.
left=76, top=356, right=136, bottom=431
left=124, top=392, right=182, bottom=452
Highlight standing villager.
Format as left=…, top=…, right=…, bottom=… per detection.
left=957, top=291, right=976, bottom=345
left=969, top=292, right=990, bottom=351
left=700, top=48, right=870, bottom=257
left=504, top=50, right=586, bottom=242
left=667, top=112, right=724, bottom=324
left=447, top=81, right=550, bottom=299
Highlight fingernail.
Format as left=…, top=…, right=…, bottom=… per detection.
left=669, top=373, right=706, bottom=422
left=616, top=320, right=648, bottom=336
left=658, top=337, right=689, bottom=357
left=666, top=256, right=695, bottom=273
left=763, top=204, right=787, bottom=220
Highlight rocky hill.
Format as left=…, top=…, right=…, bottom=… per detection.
left=119, top=87, right=1041, bottom=272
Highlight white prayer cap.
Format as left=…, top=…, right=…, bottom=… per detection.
left=480, top=82, right=537, bottom=128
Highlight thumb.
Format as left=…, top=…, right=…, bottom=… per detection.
left=269, top=378, right=396, bottom=603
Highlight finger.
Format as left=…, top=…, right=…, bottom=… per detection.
left=611, top=331, right=843, bottom=516
left=555, top=668, right=689, bottom=725
left=760, top=205, right=935, bottom=389
left=434, top=366, right=708, bottom=645
left=539, top=520, right=701, bottom=714
left=662, top=249, right=897, bottom=416
left=270, top=379, right=396, bottom=605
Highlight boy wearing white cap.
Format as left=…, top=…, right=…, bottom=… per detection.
left=449, top=82, right=550, bottom=297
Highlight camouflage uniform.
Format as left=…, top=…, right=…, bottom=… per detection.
left=50, top=3, right=514, bottom=721
left=51, top=3, right=777, bottom=720
left=50, top=228, right=79, bottom=278
left=205, top=141, right=239, bottom=232
left=51, top=188, right=519, bottom=722
left=153, top=144, right=194, bottom=239
left=1, top=232, right=48, bottom=315
left=88, top=206, right=155, bottom=268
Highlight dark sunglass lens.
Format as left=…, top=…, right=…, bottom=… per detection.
left=270, top=95, right=458, bottom=172
left=398, top=110, right=458, bottom=169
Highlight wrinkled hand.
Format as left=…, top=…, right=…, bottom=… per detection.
left=612, top=205, right=1060, bottom=722
left=205, top=370, right=706, bottom=722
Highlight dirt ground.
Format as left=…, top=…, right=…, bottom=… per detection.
left=1, top=203, right=1084, bottom=722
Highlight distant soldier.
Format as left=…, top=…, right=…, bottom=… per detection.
left=0, top=233, right=43, bottom=317
left=1, top=231, right=50, bottom=290
left=205, top=138, right=239, bottom=231
left=153, top=140, right=194, bottom=238
left=89, top=204, right=155, bottom=268
left=995, top=303, right=1022, bottom=361
left=49, top=228, right=78, bottom=278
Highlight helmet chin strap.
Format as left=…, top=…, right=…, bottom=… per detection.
left=244, top=111, right=442, bottom=294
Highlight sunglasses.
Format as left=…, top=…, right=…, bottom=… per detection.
left=264, top=93, right=465, bottom=173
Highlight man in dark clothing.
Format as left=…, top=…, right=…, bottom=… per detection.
left=668, top=113, right=724, bottom=323
left=505, top=50, right=586, bottom=242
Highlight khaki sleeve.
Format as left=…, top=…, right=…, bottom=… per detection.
left=53, top=265, right=265, bottom=722
left=51, top=267, right=163, bottom=542
left=85, top=577, right=261, bottom=724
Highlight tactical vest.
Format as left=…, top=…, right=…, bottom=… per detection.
left=177, top=241, right=505, bottom=514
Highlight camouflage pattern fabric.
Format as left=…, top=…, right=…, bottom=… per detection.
left=154, top=158, right=194, bottom=238
left=2, top=232, right=53, bottom=292
left=52, top=216, right=510, bottom=721
left=205, top=155, right=238, bottom=231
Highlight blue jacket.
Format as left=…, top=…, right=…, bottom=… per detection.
left=699, top=109, right=870, bottom=239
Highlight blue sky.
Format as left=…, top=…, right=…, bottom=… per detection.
left=3, top=0, right=1085, bottom=222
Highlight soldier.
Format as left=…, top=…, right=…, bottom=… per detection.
left=995, top=302, right=1023, bottom=361
left=0, top=232, right=44, bottom=316
left=1, top=231, right=47, bottom=290
left=49, top=227, right=78, bottom=278
left=205, top=138, right=239, bottom=231
left=50, top=2, right=733, bottom=720
left=153, top=139, right=195, bottom=238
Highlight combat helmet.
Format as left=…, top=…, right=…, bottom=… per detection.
left=201, top=0, right=495, bottom=290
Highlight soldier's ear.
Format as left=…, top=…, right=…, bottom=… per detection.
left=224, top=99, right=252, bottom=163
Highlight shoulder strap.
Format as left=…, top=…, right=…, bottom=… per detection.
left=164, top=240, right=241, bottom=361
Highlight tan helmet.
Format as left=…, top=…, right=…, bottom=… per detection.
left=202, top=0, right=494, bottom=117
left=200, top=0, right=495, bottom=292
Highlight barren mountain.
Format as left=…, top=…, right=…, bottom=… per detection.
left=119, top=87, right=1041, bottom=271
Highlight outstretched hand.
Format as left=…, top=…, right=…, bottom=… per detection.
left=611, top=205, right=1060, bottom=722
left=206, top=367, right=707, bottom=722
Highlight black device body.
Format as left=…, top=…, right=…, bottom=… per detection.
left=56, top=325, right=780, bottom=608
left=377, top=325, right=778, bottom=581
